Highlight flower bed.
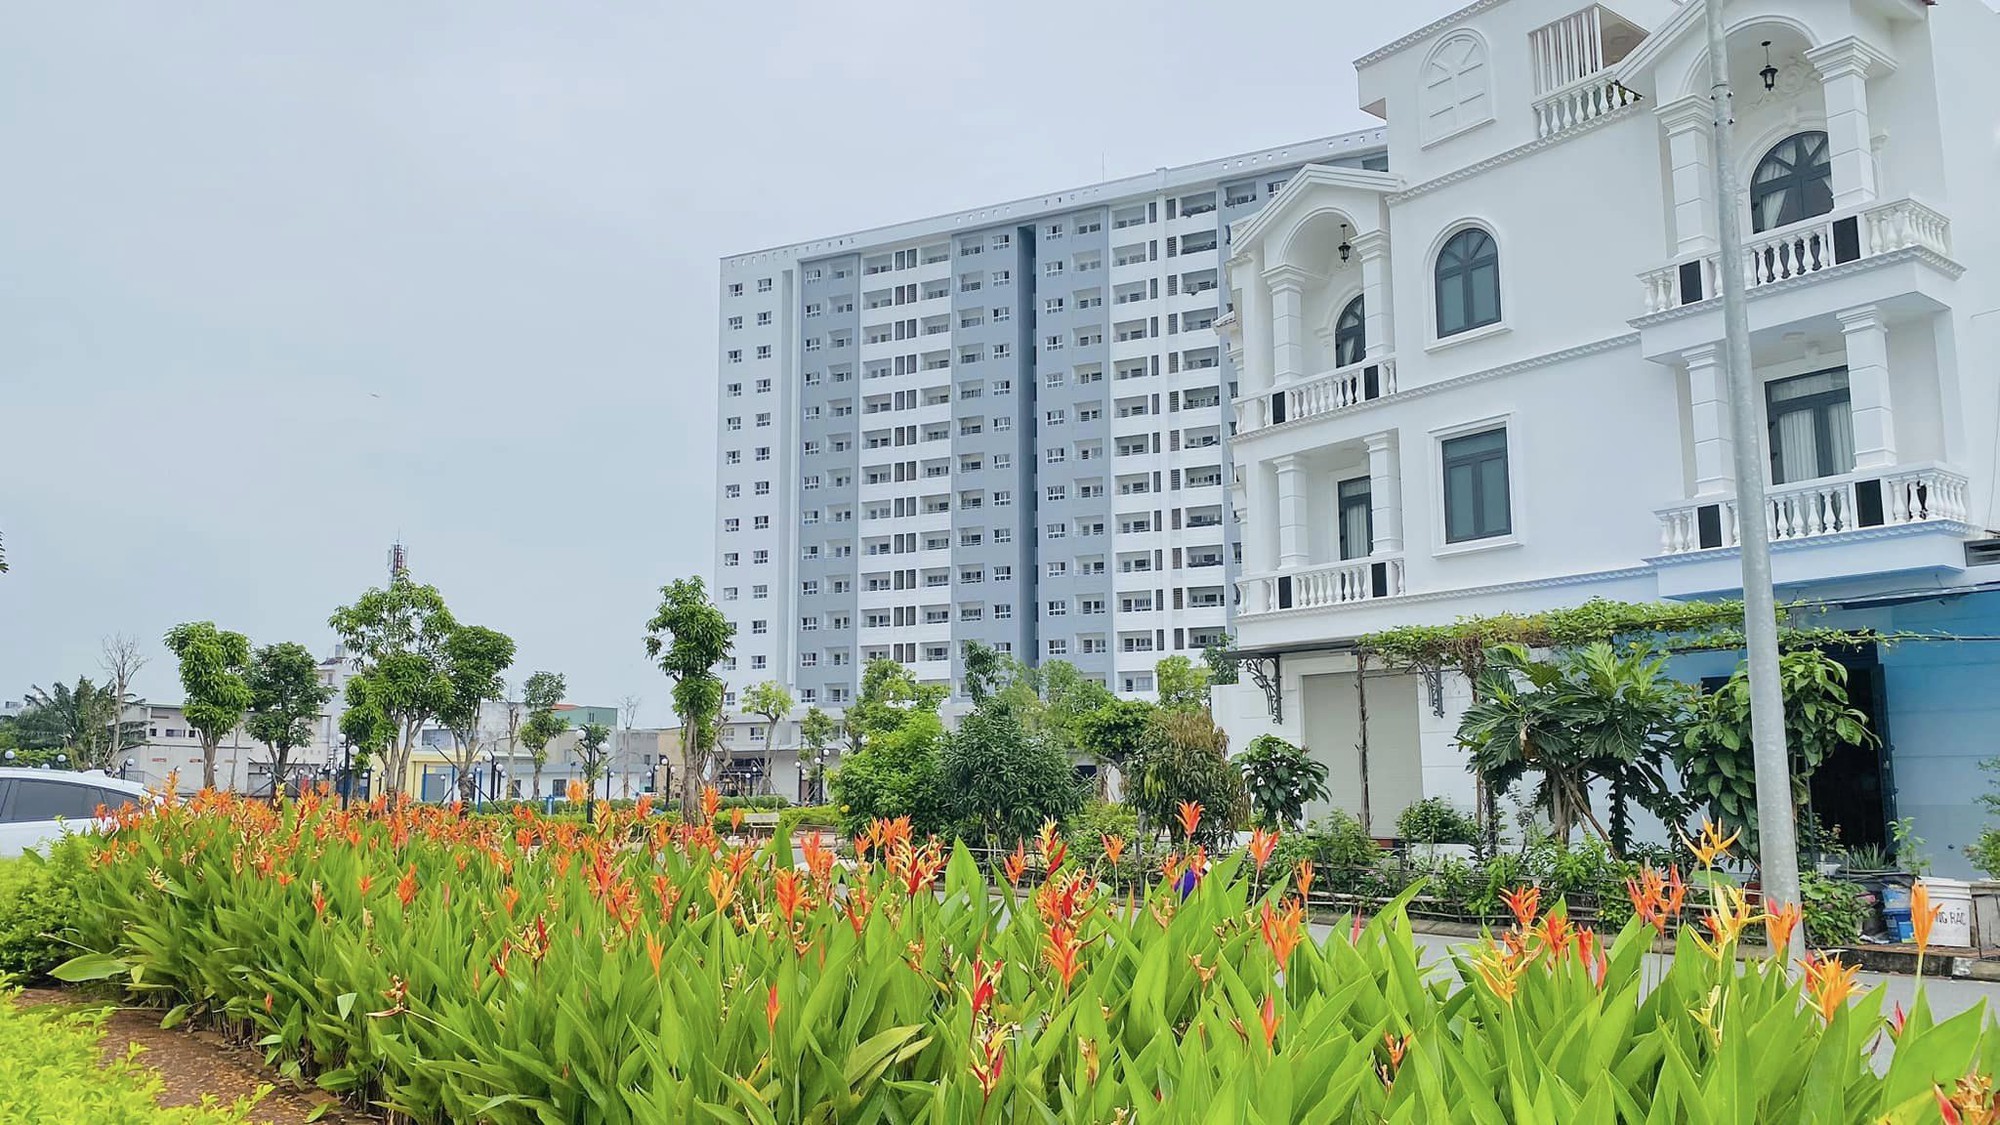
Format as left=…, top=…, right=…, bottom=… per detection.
left=56, top=789, right=2000, bottom=1122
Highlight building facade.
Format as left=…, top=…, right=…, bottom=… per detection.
left=714, top=133, right=1391, bottom=780
left=1219, top=0, right=2000, bottom=874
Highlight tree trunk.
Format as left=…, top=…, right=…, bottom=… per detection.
left=531, top=762, right=543, bottom=801
left=681, top=739, right=702, bottom=820
left=201, top=737, right=218, bottom=791
left=1355, top=653, right=1373, bottom=835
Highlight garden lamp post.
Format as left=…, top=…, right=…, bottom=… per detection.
left=121, top=758, right=134, bottom=781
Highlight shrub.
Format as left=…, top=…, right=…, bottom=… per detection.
left=1236, top=735, right=1329, bottom=829
left=1270, top=811, right=1381, bottom=897
left=939, top=700, right=1085, bottom=847
left=1800, top=871, right=1869, bottom=947
left=1065, top=802, right=1140, bottom=877
left=829, top=711, right=948, bottom=838
left=1395, top=798, right=1480, bottom=846
left=0, top=983, right=257, bottom=1122
left=1972, top=828, right=2000, bottom=880
left=0, top=837, right=90, bottom=976
left=1125, top=709, right=1248, bottom=847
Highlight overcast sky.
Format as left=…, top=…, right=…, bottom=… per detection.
left=0, top=1, right=1458, bottom=725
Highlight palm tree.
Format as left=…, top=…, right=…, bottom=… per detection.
left=15, top=678, right=144, bottom=770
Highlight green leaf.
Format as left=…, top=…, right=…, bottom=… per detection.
left=49, top=952, right=130, bottom=982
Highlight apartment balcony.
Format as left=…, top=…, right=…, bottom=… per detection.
left=1239, top=555, right=1406, bottom=616
left=1527, top=6, right=1645, bottom=140
left=1233, top=355, right=1397, bottom=435
left=1634, top=198, right=1959, bottom=358
left=1650, top=463, right=1974, bottom=598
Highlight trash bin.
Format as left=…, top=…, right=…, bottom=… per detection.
left=1920, top=877, right=1974, bottom=948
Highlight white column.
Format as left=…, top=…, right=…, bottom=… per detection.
left=1236, top=249, right=1271, bottom=392
left=1353, top=232, right=1394, bottom=359
left=1656, top=96, right=1716, bottom=256
left=1684, top=344, right=1734, bottom=496
left=1266, top=266, right=1310, bottom=384
left=1274, top=454, right=1308, bottom=569
left=1806, top=39, right=1892, bottom=210
left=1838, top=305, right=1896, bottom=469
left=1364, top=432, right=1403, bottom=555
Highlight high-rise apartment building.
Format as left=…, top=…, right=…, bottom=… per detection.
left=714, top=130, right=1388, bottom=788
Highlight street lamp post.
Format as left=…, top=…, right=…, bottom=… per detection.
left=121, top=758, right=134, bottom=782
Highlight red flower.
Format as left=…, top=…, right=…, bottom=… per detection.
left=1259, top=994, right=1279, bottom=1049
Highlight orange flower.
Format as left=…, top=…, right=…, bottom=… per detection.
left=645, top=933, right=664, bottom=976
left=1100, top=834, right=1127, bottom=867
left=1002, top=843, right=1027, bottom=887
left=971, top=955, right=1003, bottom=1019
left=1295, top=859, right=1315, bottom=901
left=1501, top=885, right=1540, bottom=931
left=566, top=779, right=586, bottom=805
left=1259, top=994, right=1279, bottom=1050
left=1042, top=921, right=1086, bottom=992
left=969, top=1024, right=1007, bottom=1101
left=800, top=831, right=833, bottom=883
left=774, top=868, right=805, bottom=926
left=395, top=863, right=419, bottom=908
left=1802, top=952, right=1862, bottom=1022
left=765, top=983, right=781, bottom=1036
left=1764, top=902, right=1800, bottom=959
left=1913, top=882, right=1941, bottom=954
left=1539, top=909, right=1573, bottom=958
left=634, top=794, right=653, bottom=819
left=1681, top=819, right=1740, bottom=869
left=310, top=880, right=328, bottom=918
left=357, top=872, right=375, bottom=896
left=1260, top=899, right=1304, bottom=971
left=1246, top=828, right=1278, bottom=872
left=701, top=785, right=722, bottom=824
left=843, top=883, right=873, bottom=936
left=729, top=807, right=745, bottom=832
left=706, top=867, right=736, bottom=913
left=1036, top=818, right=1067, bottom=872
left=1176, top=801, right=1203, bottom=839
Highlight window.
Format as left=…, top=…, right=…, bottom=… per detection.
left=1045, top=409, right=1066, bottom=426
left=993, top=490, right=1012, bottom=506
left=1442, top=428, right=1511, bottom=543
left=727, top=349, right=742, bottom=363
left=728, top=316, right=743, bottom=330
left=751, top=583, right=769, bottom=599
left=1045, top=298, right=1066, bottom=314
left=752, top=619, right=768, bottom=634
left=991, top=233, right=1011, bottom=250
left=4, top=778, right=101, bottom=822
left=756, top=345, right=771, bottom=359
left=755, top=446, right=771, bottom=461
left=757, top=311, right=772, bottom=326
left=721, top=586, right=739, bottom=600
left=726, top=416, right=741, bottom=431
left=992, top=453, right=1011, bottom=470
left=757, top=278, right=773, bottom=293
left=992, top=306, right=1011, bottom=322
left=1047, top=600, right=1068, bottom=616
left=1046, top=446, right=1067, bottom=464
left=727, top=382, right=742, bottom=397
left=1047, top=561, right=1068, bottom=577
left=1044, top=334, right=1065, bottom=351
left=723, top=552, right=739, bottom=566
left=1435, top=228, right=1500, bottom=338
left=1335, top=296, right=1366, bottom=367
left=1751, top=132, right=1833, bottom=233
left=752, top=549, right=770, bottom=563
left=755, top=412, right=771, bottom=427
left=724, top=483, right=741, bottom=499
left=993, top=416, right=1011, bottom=431
left=728, top=283, right=743, bottom=297
left=1046, top=639, right=1068, bottom=656
left=992, top=269, right=1010, bottom=286
left=1421, top=33, right=1491, bottom=143
left=1045, top=371, right=1066, bottom=389
left=993, top=565, right=1012, bottom=581
left=1046, top=523, right=1067, bottom=539
left=1767, top=369, right=1854, bottom=484
left=754, top=481, right=771, bottom=496
left=1045, top=484, right=1067, bottom=501
left=1046, top=222, right=1064, bottom=239
left=993, top=343, right=1011, bottom=359
left=1338, top=478, right=1373, bottom=560
left=753, top=515, right=770, bottom=529
left=756, top=378, right=771, bottom=393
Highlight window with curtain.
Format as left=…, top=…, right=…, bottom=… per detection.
left=1766, top=368, right=1854, bottom=484
left=1435, top=228, right=1500, bottom=338
left=1442, top=428, right=1511, bottom=542
left=1750, top=132, right=1833, bottom=233
left=1334, top=296, right=1366, bottom=367
left=1338, top=478, right=1373, bottom=560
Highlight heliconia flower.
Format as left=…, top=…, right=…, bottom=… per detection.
left=395, top=863, right=419, bottom=908
left=357, top=873, right=375, bottom=896
left=566, top=779, right=586, bottom=805
left=1891, top=1001, right=1907, bottom=1038
left=1260, top=899, right=1304, bottom=971
left=1003, top=843, right=1028, bottom=887
left=1501, top=885, right=1540, bottom=931
left=773, top=868, right=805, bottom=926
left=1539, top=908, right=1573, bottom=957
left=701, top=785, right=722, bottom=824
left=707, top=868, right=736, bottom=913
left=1802, top=952, right=1862, bottom=1023
left=1384, top=1030, right=1411, bottom=1070
left=1764, top=902, right=1800, bottom=960
left=766, top=983, right=781, bottom=1037
left=645, top=933, right=664, bottom=976
left=971, top=955, right=1004, bottom=1019
left=725, top=845, right=756, bottom=882
left=1680, top=819, right=1741, bottom=870
left=310, top=880, right=329, bottom=918
left=1043, top=921, right=1085, bottom=991
left=730, top=807, right=745, bottom=832
left=969, top=1025, right=1007, bottom=1101
left=1246, top=828, right=1278, bottom=872
left=1296, top=860, right=1315, bottom=901
left=1913, top=881, right=1941, bottom=955
left=634, top=795, right=653, bottom=820
left=1176, top=801, right=1203, bottom=839
left=1259, top=994, right=1279, bottom=1050
left=1036, top=818, right=1066, bottom=872
left=844, top=883, right=873, bottom=936
left=1100, top=834, right=1127, bottom=866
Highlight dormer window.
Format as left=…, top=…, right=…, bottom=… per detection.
left=1421, top=33, right=1491, bottom=144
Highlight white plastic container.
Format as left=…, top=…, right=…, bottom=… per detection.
left=1921, top=876, right=1974, bottom=948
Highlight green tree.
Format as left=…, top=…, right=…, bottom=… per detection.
left=741, top=680, right=795, bottom=794
left=830, top=711, right=946, bottom=838
left=1126, top=708, right=1249, bottom=847
left=327, top=575, right=459, bottom=798
left=438, top=625, right=517, bottom=806
left=1073, top=698, right=1157, bottom=797
left=960, top=641, right=1021, bottom=704
left=1154, top=655, right=1211, bottom=712
left=847, top=658, right=946, bottom=750
left=1679, top=650, right=1872, bottom=850
left=574, top=721, right=613, bottom=823
left=798, top=706, right=838, bottom=803
left=518, top=671, right=567, bottom=800
left=338, top=677, right=393, bottom=794
left=13, top=679, right=142, bottom=770
left=1035, top=661, right=1114, bottom=752
left=1236, top=735, right=1330, bottom=829
left=643, top=577, right=736, bottom=819
left=163, top=622, right=253, bottom=790
left=244, top=642, right=335, bottom=798
left=940, top=699, right=1085, bottom=847
left=1458, top=642, right=1690, bottom=852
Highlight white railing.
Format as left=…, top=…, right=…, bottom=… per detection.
left=1531, top=6, right=1608, bottom=95
left=1280, top=355, right=1399, bottom=425
left=1532, top=76, right=1639, bottom=139
left=1640, top=198, right=1954, bottom=313
left=1243, top=556, right=1406, bottom=614
left=1656, top=464, right=1969, bottom=555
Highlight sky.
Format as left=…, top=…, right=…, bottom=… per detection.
left=0, top=1, right=1459, bottom=726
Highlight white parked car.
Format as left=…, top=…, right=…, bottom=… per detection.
left=0, top=768, right=155, bottom=858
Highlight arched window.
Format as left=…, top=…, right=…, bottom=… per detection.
left=1751, top=131, right=1832, bottom=233
left=1334, top=296, right=1366, bottom=367
left=1435, top=228, right=1500, bottom=338
left=1422, top=34, right=1491, bottom=143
